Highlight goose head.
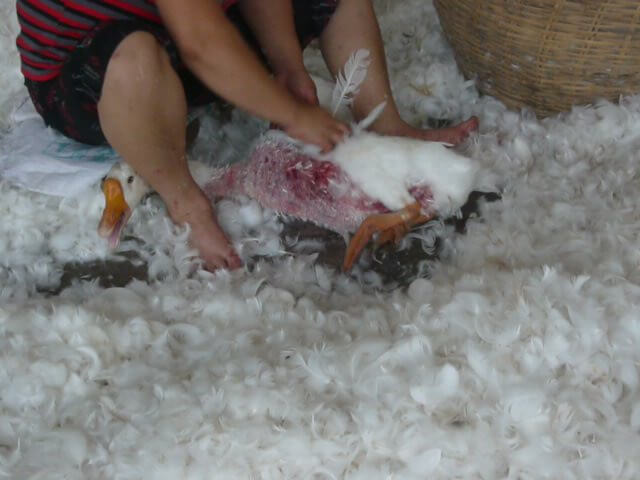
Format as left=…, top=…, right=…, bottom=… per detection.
left=98, top=162, right=152, bottom=248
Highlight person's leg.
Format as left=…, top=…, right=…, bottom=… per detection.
left=97, top=31, right=242, bottom=271
left=319, top=0, right=478, bottom=145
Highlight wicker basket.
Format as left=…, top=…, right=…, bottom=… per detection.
left=433, top=0, right=640, bottom=116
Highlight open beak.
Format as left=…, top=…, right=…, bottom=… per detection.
left=343, top=202, right=435, bottom=272
left=98, top=178, right=131, bottom=249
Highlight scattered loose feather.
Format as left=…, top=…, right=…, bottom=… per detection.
left=331, top=48, right=371, bottom=115
left=1, top=0, right=640, bottom=479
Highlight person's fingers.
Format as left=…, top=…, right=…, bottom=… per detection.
left=305, top=90, right=319, bottom=106
left=331, top=121, right=349, bottom=141
left=320, top=138, right=333, bottom=153
left=330, top=131, right=345, bottom=146
left=306, top=84, right=319, bottom=106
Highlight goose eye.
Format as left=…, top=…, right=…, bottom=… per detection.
left=127, top=176, right=134, bottom=184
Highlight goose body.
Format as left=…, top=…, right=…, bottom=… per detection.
left=99, top=130, right=477, bottom=268
left=204, top=132, right=476, bottom=233
left=205, top=130, right=477, bottom=268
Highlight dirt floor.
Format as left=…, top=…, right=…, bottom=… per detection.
left=43, top=191, right=499, bottom=295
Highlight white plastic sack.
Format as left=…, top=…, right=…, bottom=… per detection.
left=0, top=97, right=118, bottom=197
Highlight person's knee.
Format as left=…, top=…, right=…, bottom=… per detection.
left=104, top=31, right=172, bottom=91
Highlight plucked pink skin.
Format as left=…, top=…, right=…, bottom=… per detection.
left=204, top=138, right=436, bottom=234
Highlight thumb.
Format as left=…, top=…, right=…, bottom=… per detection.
left=301, top=83, right=319, bottom=106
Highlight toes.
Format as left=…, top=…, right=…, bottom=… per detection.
left=226, top=250, right=244, bottom=270
left=203, top=250, right=243, bottom=272
left=461, top=116, right=479, bottom=134
left=441, top=117, right=479, bottom=145
left=203, top=258, right=224, bottom=273
left=453, top=117, right=479, bottom=142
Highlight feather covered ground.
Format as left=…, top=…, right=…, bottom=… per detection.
left=2, top=1, right=640, bottom=478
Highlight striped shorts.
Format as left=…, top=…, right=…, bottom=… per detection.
left=25, top=0, right=340, bottom=145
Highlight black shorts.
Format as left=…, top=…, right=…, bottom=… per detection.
left=25, top=0, right=340, bottom=146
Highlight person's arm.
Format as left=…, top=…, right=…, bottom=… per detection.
left=155, top=0, right=346, bottom=150
left=238, top=0, right=319, bottom=105
left=239, top=0, right=303, bottom=75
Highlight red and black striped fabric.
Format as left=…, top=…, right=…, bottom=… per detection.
left=16, top=0, right=238, bottom=81
left=23, top=0, right=340, bottom=145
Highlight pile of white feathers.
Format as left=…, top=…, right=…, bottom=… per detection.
left=1, top=1, right=640, bottom=478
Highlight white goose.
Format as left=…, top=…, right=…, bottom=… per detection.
left=97, top=162, right=151, bottom=249
left=97, top=114, right=204, bottom=248
left=96, top=51, right=479, bottom=268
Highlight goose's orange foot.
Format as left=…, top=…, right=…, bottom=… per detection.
left=342, top=202, right=435, bottom=271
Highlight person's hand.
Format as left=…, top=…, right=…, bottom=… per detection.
left=284, top=103, right=350, bottom=153
left=276, top=67, right=319, bottom=106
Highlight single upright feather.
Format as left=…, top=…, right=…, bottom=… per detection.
left=331, top=49, right=371, bottom=115
left=353, top=101, right=387, bottom=134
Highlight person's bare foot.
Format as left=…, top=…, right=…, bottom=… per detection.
left=188, top=216, right=243, bottom=272
left=168, top=192, right=242, bottom=272
left=386, top=117, right=479, bottom=146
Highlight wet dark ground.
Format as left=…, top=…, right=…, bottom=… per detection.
left=43, top=191, right=500, bottom=295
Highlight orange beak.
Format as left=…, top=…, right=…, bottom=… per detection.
left=98, top=178, right=131, bottom=249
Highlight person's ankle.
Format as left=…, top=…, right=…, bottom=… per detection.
left=363, top=115, right=411, bottom=136
left=371, top=123, right=412, bottom=137
left=166, top=190, right=212, bottom=224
